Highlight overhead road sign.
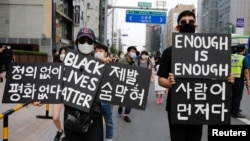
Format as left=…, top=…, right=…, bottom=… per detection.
left=138, top=2, right=152, bottom=8
left=125, top=10, right=167, bottom=24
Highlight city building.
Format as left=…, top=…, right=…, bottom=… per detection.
left=145, top=25, right=162, bottom=53
left=0, top=0, right=102, bottom=62
left=198, top=0, right=250, bottom=35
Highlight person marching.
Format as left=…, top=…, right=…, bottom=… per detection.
left=53, top=46, right=69, bottom=141
left=94, top=43, right=114, bottom=141
left=117, top=46, right=138, bottom=122
left=63, top=28, right=111, bottom=141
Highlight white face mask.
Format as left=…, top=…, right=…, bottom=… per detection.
left=94, top=52, right=105, bottom=59
left=59, top=54, right=66, bottom=62
left=78, top=43, right=94, bottom=54
left=120, top=54, right=125, bottom=58
left=129, top=52, right=137, bottom=59
left=141, top=55, right=149, bottom=59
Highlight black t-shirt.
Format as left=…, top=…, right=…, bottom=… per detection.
left=3, top=48, right=13, bottom=61
left=157, top=47, right=172, bottom=112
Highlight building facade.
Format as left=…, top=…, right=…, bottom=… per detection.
left=145, top=25, right=162, bottom=53
left=0, top=0, right=102, bottom=62
left=198, top=0, right=250, bottom=35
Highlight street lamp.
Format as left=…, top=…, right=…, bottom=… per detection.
left=118, top=22, right=130, bottom=52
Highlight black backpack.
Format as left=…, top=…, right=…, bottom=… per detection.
left=3, top=48, right=13, bottom=60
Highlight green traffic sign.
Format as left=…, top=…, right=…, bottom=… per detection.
left=126, top=10, right=166, bottom=16
left=138, top=2, right=152, bottom=8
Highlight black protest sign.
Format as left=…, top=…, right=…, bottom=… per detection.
left=171, top=33, right=232, bottom=125
left=171, top=33, right=231, bottom=79
left=2, top=62, right=63, bottom=103
left=62, top=51, right=105, bottom=112
left=171, top=78, right=231, bottom=125
left=95, top=62, right=151, bottom=110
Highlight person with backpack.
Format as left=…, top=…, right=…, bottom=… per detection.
left=136, top=51, right=152, bottom=69
left=117, top=46, right=138, bottom=122
left=63, top=28, right=111, bottom=141
left=136, top=51, right=154, bottom=82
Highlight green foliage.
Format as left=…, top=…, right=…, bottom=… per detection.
left=13, top=50, right=48, bottom=56
left=110, top=45, right=118, bottom=54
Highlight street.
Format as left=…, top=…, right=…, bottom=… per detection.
left=1, top=81, right=250, bottom=141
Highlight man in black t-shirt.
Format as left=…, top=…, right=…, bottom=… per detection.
left=157, top=10, right=234, bottom=141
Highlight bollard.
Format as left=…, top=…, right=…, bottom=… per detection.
left=0, top=103, right=28, bottom=141
left=3, top=116, right=8, bottom=141
left=36, top=104, right=53, bottom=119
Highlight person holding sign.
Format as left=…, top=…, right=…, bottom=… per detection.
left=117, top=46, right=138, bottom=122
left=231, top=44, right=250, bottom=118
left=63, top=28, right=111, bottom=141
left=157, top=10, right=234, bottom=141
left=53, top=46, right=68, bottom=141
left=94, top=43, right=114, bottom=141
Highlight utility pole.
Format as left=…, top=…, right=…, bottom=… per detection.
left=52, top=0, right=56, bottom=51
left=111, top=9, right=114, bottom=48
left=99, top=0, right=108, bottom=45
left=103, top=0, right=108, bottom=45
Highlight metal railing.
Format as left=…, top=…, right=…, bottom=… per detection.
left=0, top=103, right=53, bottom=141
left=0, top=103, right=29, bottom=141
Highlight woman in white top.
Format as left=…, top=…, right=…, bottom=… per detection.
left=154, top=64, right=166, bottom=104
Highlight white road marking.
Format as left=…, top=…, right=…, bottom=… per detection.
left=237, top=118, right=250, bottom=125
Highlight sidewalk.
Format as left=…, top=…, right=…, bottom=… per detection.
left=0, top=78, right=59, bottom=141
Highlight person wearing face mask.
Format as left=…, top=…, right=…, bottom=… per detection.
left=76, top=28, right=96, bottom=55
left=63, top=28, right=107, bottom=141
left=113, top=51, right=124, bottom=63
left=117, top=46, right=138, bottom=122
left=94, top=43, right=114, bottom=141
left=157, top=10, right=235, bottom=141
left=136, top=51, right=152, bottom=69
left=136, top=50, right=155, bottom=95
left=53, top=46, right=68, bottom=141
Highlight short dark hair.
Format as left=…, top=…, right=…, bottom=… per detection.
left=95, top=43, right=108, bottom=52
left=235, top=44, right=246, bottom=52
left=59, top=46, right=69, bottom=55
left=177, top=10, right=196, bottom=24
left=127, top=46, right=137, bottom=52
left=141, top=51, right=149, bottom=55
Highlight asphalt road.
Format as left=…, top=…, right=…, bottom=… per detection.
left=1, top=79, right=250, bottom=141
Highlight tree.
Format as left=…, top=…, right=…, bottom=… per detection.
left=110, top=45, right=118, bottom=54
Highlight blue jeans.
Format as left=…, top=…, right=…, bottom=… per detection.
left=101, top=103, right=113, bottom=139
left=124, top=107, right=131, bottom=115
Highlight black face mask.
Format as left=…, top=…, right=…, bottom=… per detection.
left=179, top=23, right=195, bottom=33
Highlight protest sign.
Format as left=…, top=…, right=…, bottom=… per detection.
left=2, top=62, right=63, bottom=103
left=171, top=78, right=231, bottom=124
left=62, top=50, right=105, bottom=112
left=171, top=33, right=231, bottom=124
left=96, top=62, right=151, bottom=110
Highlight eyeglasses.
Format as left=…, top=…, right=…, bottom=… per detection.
left=180, top=20, right=195, bottom=25
left=78, top=39, right=93, bottom=45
